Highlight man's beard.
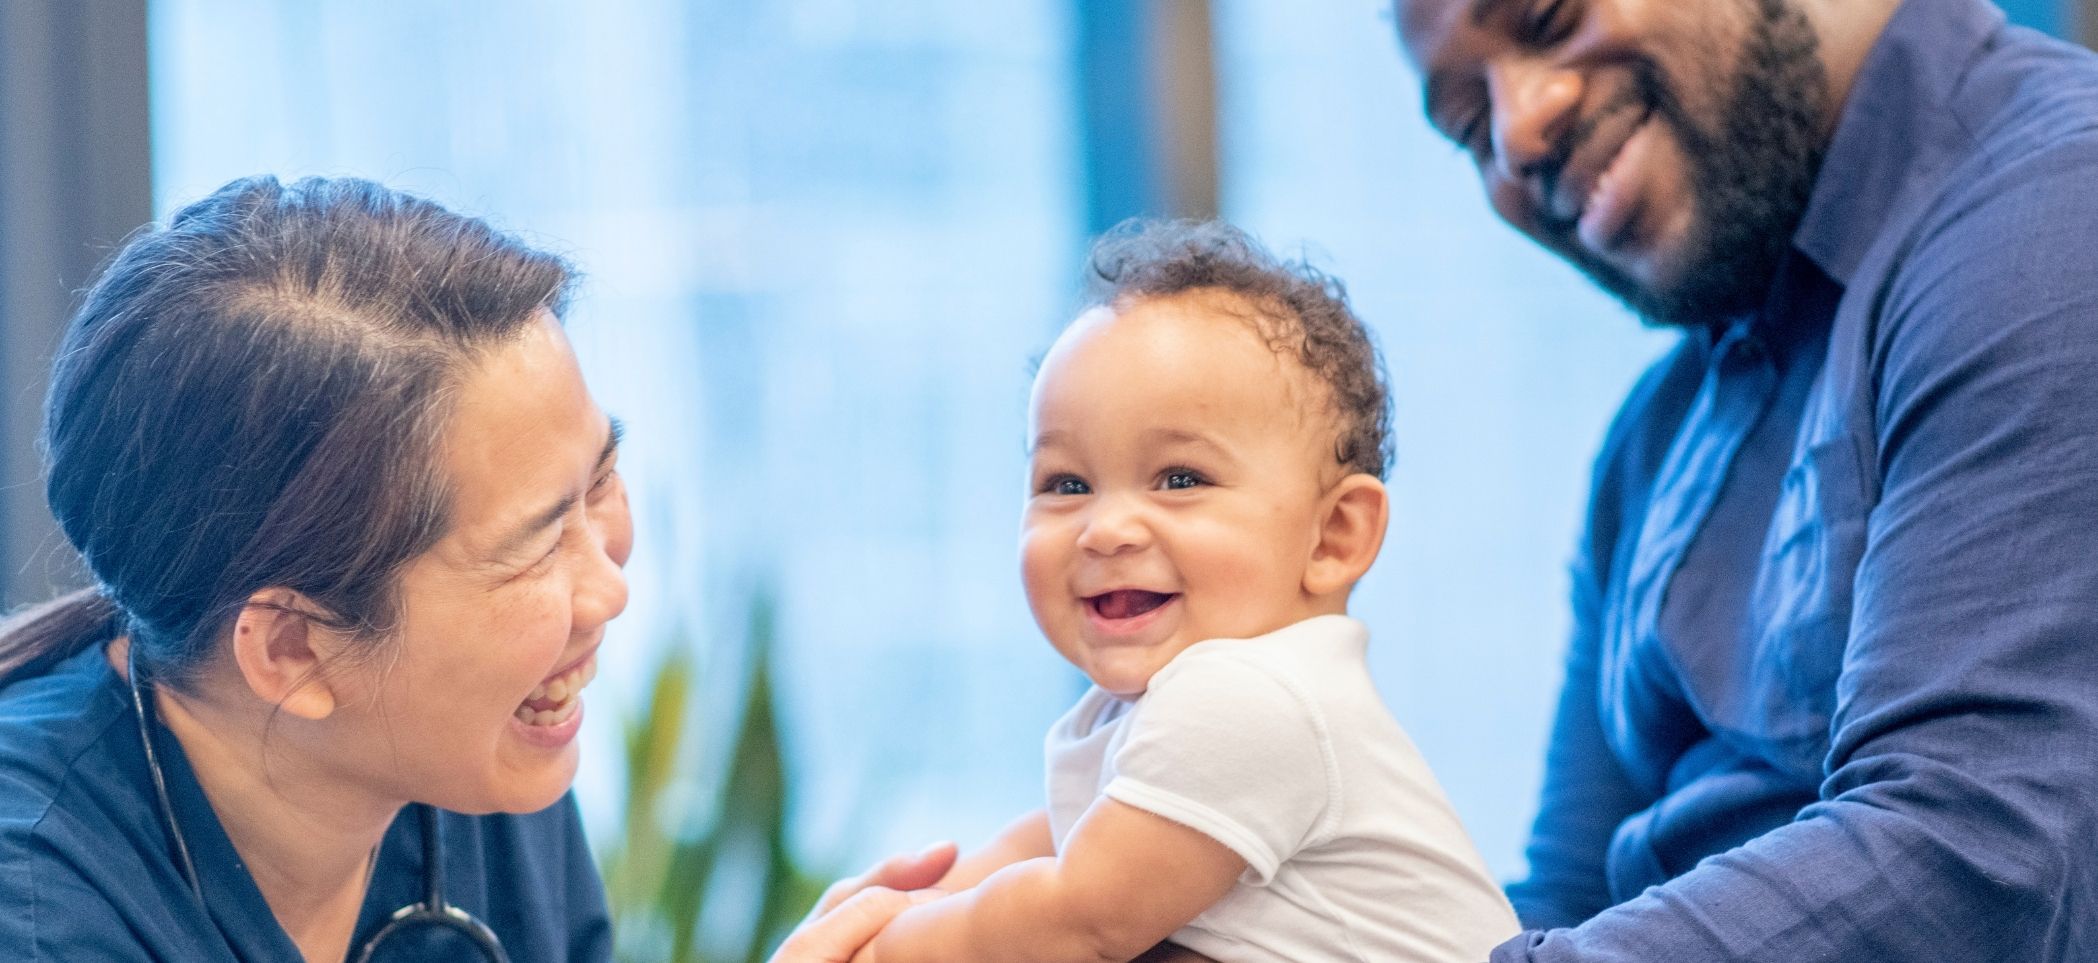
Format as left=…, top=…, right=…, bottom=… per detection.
left=1563, top=0, right=1828, bottom=329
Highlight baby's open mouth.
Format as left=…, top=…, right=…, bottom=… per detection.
left=515, top=651, right=598, bottom=727
left=1087, top=589, right=1177, bottom=621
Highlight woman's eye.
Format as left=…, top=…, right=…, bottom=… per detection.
left=588, top=468, right=619, bottom=498
left=517, top=538, right=562, bottom=578
left=1161, top=469, right=1205, bottom=491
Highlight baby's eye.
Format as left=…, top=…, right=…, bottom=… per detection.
left=1039, top=474, right=1090, bottom=496
left=1161, top=468, right=1207, bottom=491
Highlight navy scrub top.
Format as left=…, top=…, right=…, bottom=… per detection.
left=0, top=643, right=612, bottom=961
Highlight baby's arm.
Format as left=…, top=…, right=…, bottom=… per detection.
left=857, top=797, right=1246, bottom=963
left=936, top=809, right=1055, bottom=891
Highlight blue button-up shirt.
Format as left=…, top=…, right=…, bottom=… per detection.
left=1495, top=0, right=2098, bottom=958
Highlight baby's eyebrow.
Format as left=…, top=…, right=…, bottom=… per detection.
left=1144, top=427, right=1220, bottom=446
left=1029, top=428, right=1073, bottom=455
left=1141, top=428, right=1237, bottom=460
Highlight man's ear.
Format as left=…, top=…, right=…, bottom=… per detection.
left=228, top=588, right=342, bottom=721
left=1304, top=474, right=1390, bottom=598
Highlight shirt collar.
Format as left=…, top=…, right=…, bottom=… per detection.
left=1792, top=0, right=2003, bottom=285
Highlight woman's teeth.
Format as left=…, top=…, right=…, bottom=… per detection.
left=515, top=653, right=598, bottom=726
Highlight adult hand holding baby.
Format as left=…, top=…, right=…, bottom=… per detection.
left=770, top=842, right=958, bottom=962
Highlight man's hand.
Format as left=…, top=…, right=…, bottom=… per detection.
left=771, top=843, right=959, bottom=963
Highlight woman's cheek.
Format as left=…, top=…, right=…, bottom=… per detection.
left=500, top=582, right=576, bottom=665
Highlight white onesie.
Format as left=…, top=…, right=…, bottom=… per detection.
left=1044, top=615, right=1519, bottom=962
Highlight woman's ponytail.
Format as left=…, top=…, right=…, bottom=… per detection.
left=0, top=587, right=120, bottom=688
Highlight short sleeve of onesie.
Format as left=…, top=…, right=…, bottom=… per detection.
left=1103, top=649, right=1336, bottom=885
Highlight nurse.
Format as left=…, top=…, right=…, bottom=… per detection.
left=0, top=175, right=948, bottom=961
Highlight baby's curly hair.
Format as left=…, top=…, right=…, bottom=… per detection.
left=1082, top=219, right=1394, bottom=480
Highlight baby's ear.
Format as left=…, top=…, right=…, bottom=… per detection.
left=227, top=588, right=347, bottom=721
left=1304, top=474, right=1390, bottom=597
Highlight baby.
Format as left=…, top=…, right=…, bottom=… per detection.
left=860, top=221, right=1518, bottom=962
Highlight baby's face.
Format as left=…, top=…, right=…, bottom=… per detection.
left=1022, top=291, right=1341, bottom=697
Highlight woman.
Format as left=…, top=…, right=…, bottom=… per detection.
left=0, top=176, right=945, bottom=961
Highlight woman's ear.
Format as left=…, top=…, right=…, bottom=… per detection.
left=1304, top=474, right=1391, bottom=598
left=228, top=588, right=342, bottom=721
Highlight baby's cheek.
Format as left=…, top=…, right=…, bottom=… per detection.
left=1017, top=529, right=1064, bottom=607
left=1193, top=536, right=1304, bottom=628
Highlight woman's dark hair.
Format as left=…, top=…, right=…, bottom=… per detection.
left=0, top=175, right=572, bottom=690
left=1082, top=218, right=1394, bottom=479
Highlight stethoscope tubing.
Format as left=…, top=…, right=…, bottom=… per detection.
left=126, top=645, right=508, bottom=962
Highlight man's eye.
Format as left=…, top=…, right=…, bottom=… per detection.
left=1458, top=113, right=1488, bottom=155
left=1521, top=0, right=1574, bottom=44
left=1161, top=469, right=1206, bottom=491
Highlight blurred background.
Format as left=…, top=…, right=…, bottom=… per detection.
left=2, top=0, right=2087, bottom=958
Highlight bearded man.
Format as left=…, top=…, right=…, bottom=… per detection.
left=1389, top=0, right=2098, bottom=958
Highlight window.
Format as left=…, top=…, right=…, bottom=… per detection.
left=152, top=0, right=1084, bottom=885
left=153, top=0, right=1696, bottom=901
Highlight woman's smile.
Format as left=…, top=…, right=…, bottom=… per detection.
left=513, top=647, right=600, bottom=726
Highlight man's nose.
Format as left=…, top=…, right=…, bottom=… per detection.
left=1486, top=59, right=1583, bottom=185
left=1074, top=494, right=1149, bottom=557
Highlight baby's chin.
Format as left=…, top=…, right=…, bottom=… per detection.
left=1083, top=665, right=1161, bottom=700
left=1072, top=651, right=1172, bottom=700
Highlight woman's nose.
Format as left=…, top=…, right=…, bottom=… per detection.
left=574, top=483, right=632, bottom=630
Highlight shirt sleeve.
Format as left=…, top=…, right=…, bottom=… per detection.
left=1493, top=139, right=2098, bottom=961
left=1102, top=651, right=1335, bottom=885
left=1504, top=350, right=1685, bottom=930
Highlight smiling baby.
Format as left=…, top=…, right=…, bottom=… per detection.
left=857, top=221, right=1518, bottom=963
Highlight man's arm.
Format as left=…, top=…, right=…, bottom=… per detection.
left=1504, top=345, right=1693, bottom=928
left=1495, top=145, right=2098, bottom=962
left=857, top=799, right=1247, bottom=963
left=1502, top=538, right=1655, bottom=928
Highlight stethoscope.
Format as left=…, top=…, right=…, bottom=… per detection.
left=127, top=645, right=510, bottom=962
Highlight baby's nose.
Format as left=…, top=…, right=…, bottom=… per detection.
left=1074, top=495, right=1150, bottom=556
